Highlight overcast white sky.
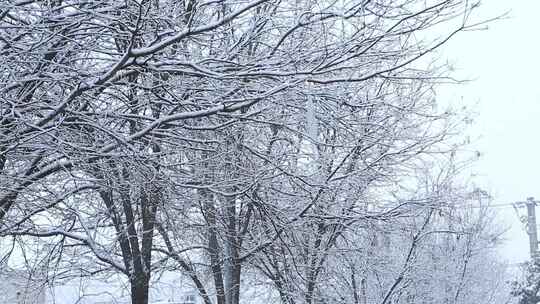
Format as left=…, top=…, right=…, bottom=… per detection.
left=439, top=0, right=540, bottom=263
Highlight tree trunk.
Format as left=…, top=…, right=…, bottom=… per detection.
left=202, top=190, right=226, bottom=304
left=131, top=275, right=150, bottom=304
left=224, top=195, right=241, bottom=304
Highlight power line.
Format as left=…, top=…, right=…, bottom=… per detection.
left=450, top=202, right=518, bottom=209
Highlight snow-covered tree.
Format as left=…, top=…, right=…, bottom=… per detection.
left=0, top=1, right=508, bottom=304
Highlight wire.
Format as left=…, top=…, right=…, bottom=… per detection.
left=450, top=202, right=518, bottom=209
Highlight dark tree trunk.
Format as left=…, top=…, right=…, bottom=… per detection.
left=203, top=191, right=226, bottom=304
left=131, top=275, right=150, bottom=304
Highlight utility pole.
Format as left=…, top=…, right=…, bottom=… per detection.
left=526, top=197, right=539, bottom=261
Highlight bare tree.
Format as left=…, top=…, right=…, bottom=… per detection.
left=0, top=1, right=505, bottom=304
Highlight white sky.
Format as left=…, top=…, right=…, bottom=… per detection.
left=439, top=0, right=540, bottom=263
